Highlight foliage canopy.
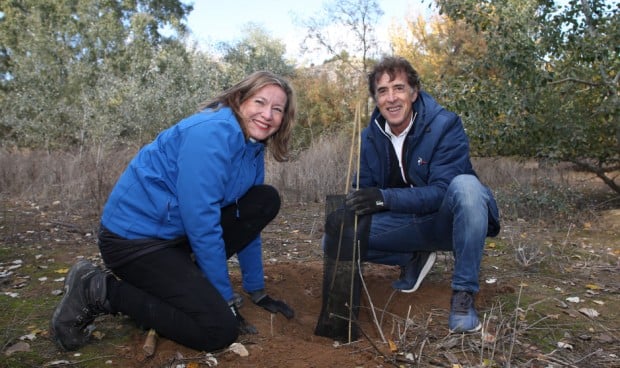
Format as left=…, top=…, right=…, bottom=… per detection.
left=0, top=0, right=617, bottom=192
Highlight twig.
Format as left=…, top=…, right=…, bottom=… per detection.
left=43, top=355, right=117, bottom=366
left=357, top=241, right=387, bottom=343
left=379, top=289, right=398, bottom=328
left=329, top=312, right=399, bottom=368
left=270, top=313, right=274, bottom=337
left=400, top=305, right=412, bottom=342
left=507, top=282, right=525, bottom=367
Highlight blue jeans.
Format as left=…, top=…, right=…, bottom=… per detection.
left=364, top=174, right=497, bottom=293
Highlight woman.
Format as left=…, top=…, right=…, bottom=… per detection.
left=51, top=71, right=296, bottom=352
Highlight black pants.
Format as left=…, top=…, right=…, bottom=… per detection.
left=101, top=185, right=280, bottom=352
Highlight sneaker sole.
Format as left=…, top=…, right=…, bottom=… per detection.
left=399, top=252, right=437, bottom=293
left=449, top=322, right=482, bottom=334
left=49, top=260, right=91, bottom=351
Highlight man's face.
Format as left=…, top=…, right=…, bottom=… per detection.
left=375, top=71, right=418, bottom=135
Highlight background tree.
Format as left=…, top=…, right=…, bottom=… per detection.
left=291, top=59, right=361, bottom=152
left=0, top=0, right=194, bottom=149
left=390, top=14, right=489, bottom=124
left=427, top=0, right=619, bottom=193
left=298, top=0, right=384, bottom=117
left=218, top=24, right=295, bottom=81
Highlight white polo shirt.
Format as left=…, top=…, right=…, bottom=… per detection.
left=384, top=111, right=417, bottom=183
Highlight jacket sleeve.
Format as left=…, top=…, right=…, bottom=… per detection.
left=237, top=154, right=266, bottom=293
left=237, top=235, right=265, bottom=293
left=176, top=120, right=242, bottom=302
left=382, top=113, right=472, bottom=214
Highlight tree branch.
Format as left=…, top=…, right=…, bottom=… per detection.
left=547, top=78, right=602, bottom=87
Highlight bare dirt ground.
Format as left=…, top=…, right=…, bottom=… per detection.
left=1, top=197, right=619, bottom=367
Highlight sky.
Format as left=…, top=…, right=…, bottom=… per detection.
left=183, top=0, right=432, bottom=62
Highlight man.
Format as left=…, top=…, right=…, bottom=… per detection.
left=344, top=56, right=500, bottom=333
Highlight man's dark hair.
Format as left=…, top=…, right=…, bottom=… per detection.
left=368, top=56, right=421, bottom=101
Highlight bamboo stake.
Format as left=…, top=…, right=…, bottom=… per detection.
left=348, top=102, right=362, bottom=343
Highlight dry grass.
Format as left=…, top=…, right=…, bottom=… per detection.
left=1, top=138, right=615, bottom=222
left=0, top=145, right=135, bottom=216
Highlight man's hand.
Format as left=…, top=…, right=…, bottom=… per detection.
left=251, top=291, right=295, bottom=319
left=230, top=304, right=258, bottom=334
left=345, top=187, right=386, bottom=215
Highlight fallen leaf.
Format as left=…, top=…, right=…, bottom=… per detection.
left=204, top=353, right=218, bottom=367
left=585, top=284, right=602, bottom=290
left=388, top=339, right=397, bottom=352
left=43, top=360, right=71, bottom=367
left=91, top=330, right=105, bottom=340
left=578, top=308, right=599, bottom=318
left=566, top=296, right=581, bottom=303
left=596, top=333, right=614, bottom=343
left=55, top=268, right=69, bottom=274
left=482, top=331, right=496, bottom=343
left=557, top=341, right=573, bottom=350
left=4, top=341, right=30, bottom=356
left=228, top=342, right=248, bottom=357
left=19, top=333, right=36, bottom=341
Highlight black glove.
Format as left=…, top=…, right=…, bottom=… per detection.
left=230, top=303, right=258, bottom=334
left=345, top=187, right=386, bottom=215
left=251, top=291, right=295, bottom=319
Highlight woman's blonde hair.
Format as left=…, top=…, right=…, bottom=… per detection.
left=198, top=71, right=296, bottom=162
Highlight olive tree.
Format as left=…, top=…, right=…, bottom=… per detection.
left=432, top=0, right=619, bottom=193
left=0, top=0, right=194, bottom=148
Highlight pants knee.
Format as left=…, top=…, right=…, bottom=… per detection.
left=247, top=184, right=280, bottom=219
left=193, top=314, right=239, bottom=352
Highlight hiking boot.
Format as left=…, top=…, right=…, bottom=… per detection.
left=50, top=260, right=111, bottom=351
left=392, top=251, right=436, bottom=293
left=448, top=290, right=482, bottom=333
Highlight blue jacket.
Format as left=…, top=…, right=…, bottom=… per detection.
left=359, top=91, right=500, bottom=235
left=101, top=107, right=265, bottom=301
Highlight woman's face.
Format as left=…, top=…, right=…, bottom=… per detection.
left=240, top=84, right=287, bottom=141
